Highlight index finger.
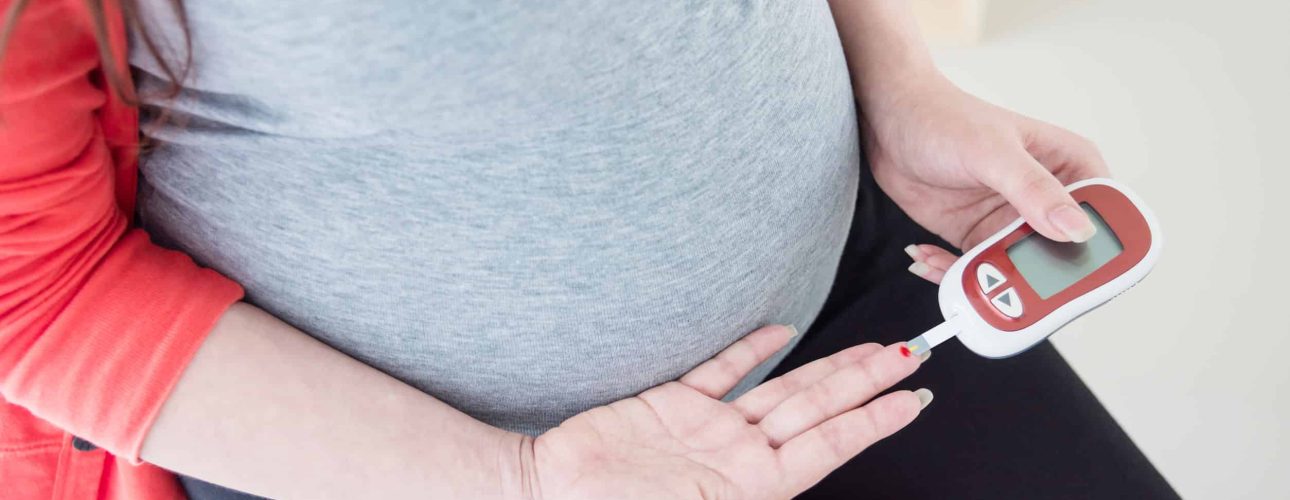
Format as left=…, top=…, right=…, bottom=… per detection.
left=757, top=344, right=923, bottom=447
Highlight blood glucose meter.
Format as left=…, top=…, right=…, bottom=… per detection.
left=907, top=178, right=1162, bottom=358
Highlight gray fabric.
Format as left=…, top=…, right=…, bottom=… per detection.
left=131, top=0, right=859, bottom=436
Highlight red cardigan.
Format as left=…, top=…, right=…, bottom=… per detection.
left=0, top=1, right=244, bottom=497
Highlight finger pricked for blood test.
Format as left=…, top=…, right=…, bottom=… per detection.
left=756, top=344, right=922, bottom=447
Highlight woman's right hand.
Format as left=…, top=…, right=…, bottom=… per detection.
left=520, top=325, right=931, bottom=499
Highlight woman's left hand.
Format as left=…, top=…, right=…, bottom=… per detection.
left=860, top=72, right=1111, bottom=284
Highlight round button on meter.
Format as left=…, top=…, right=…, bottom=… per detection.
left=976, top=263, right=1007, bottom=294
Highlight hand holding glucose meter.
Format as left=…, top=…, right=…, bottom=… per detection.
left=907, top=178, right=1162, bottom=358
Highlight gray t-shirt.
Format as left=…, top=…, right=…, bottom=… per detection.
left=132, top=0, right=859, bottom=435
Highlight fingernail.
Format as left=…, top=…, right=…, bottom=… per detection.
left=914, top=388, right=934, bottom=409
left=908, top=262, right=931, bottom=277
left=918, top=350, right=932, bottom=363
left=785, top=324, right=799, bottom=338
left=1049, top=205, right=1097, bottom=243
left=903, top=244, right=921, bottom=260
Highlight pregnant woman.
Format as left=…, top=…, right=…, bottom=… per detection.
left=1, top=1, right=1177, bottom=498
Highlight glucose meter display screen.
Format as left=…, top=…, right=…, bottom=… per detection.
left=1006, top=203, right=1123, bottom=299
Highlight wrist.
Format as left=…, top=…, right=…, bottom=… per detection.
left=857, top=66, right=953, bottom=115
left=854, top=45, right=939, bottom=95
left=829, top=0, right=944, bottom=108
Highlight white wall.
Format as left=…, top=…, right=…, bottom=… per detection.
left=929, top=1, right=1290, bottom=497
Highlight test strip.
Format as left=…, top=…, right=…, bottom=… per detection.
left=905, top=317, right=962, bottom=355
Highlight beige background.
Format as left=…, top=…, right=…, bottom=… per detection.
left=919, top=0, right=1290, bottom=498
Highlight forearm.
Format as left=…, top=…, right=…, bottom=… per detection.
left=141, top=302, right=527, bottom=499
left=829, top=0, right=945, bottom=106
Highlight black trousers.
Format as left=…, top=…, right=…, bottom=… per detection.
left=784, top=160, right=1179, bottom=499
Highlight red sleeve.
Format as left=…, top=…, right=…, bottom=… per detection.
left=0, top=0, right=243, bottom=462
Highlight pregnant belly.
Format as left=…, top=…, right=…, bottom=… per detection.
left=138, top=137, right=858, bottom=435
left=136, top=8, right=862, bottom=428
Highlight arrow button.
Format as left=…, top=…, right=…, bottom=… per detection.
left=977, top=263, right=1007, bottom=294
left=990, top=287, right=1024, bottom=318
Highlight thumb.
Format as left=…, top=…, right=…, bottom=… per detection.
left=975, top=148, right=1096, bottom=243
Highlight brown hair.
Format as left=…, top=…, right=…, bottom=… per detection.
left=1, top=0, right=191, bottom=105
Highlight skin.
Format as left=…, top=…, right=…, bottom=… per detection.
left=140, top=1, right=1110, bottom=498
left=529, top=329, right=925, bottom=499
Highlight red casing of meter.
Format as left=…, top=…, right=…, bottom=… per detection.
left=962, top=184, right=1155, bottom=331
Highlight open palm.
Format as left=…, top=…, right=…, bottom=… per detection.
left=526, top=326, right=927, bottom=499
